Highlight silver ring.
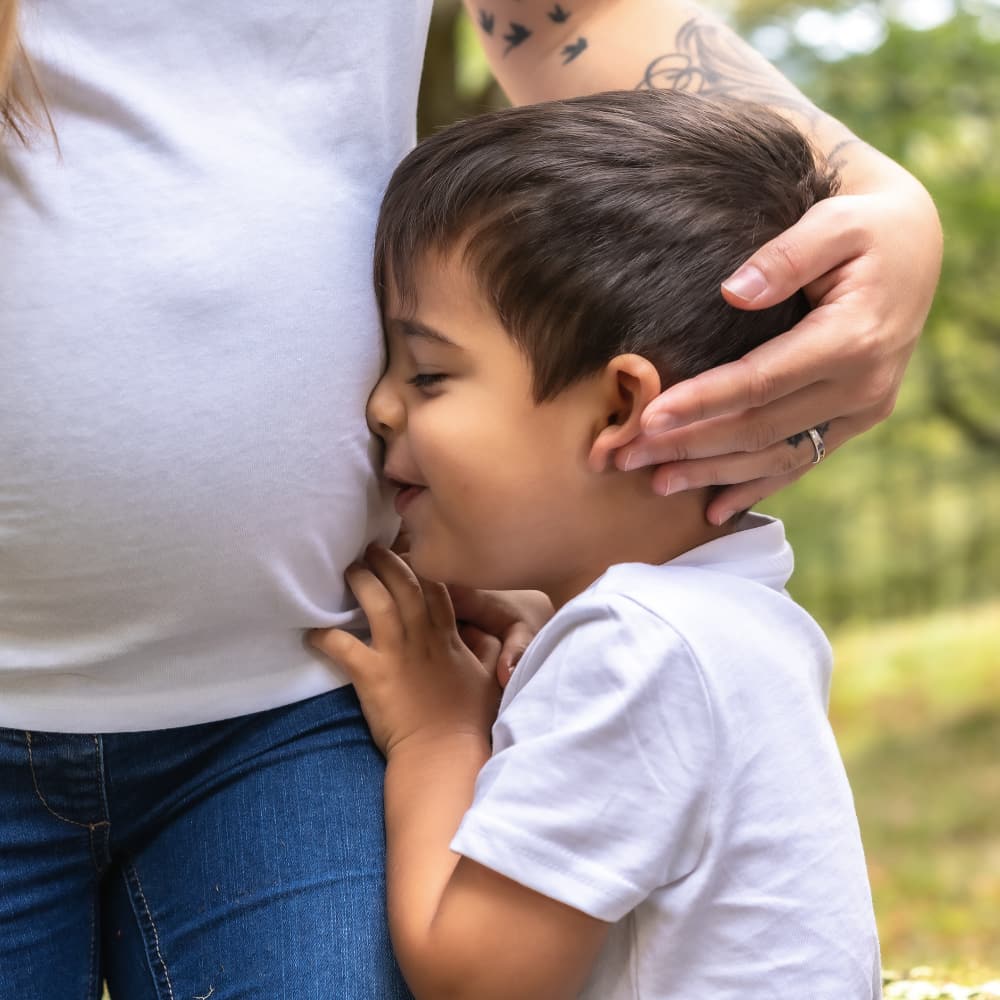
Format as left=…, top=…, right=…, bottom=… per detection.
left=806, top=427, right=826, bottom=465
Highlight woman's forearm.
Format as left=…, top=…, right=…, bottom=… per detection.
left=468, top=0, right=926, bottom=195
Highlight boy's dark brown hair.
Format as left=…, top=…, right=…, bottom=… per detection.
left=374, top=89, right=838, bottom=402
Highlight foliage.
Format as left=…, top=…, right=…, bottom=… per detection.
left=742, top=3, right=1000, bottom=451
left=746, top=4, right=1000, bottom=623
left=829, top=599, right=1000, bottom=978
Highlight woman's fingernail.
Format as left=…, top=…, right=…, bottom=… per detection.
left=644, top=412, right=679, bottom=435
left=655, top=475, right=688, bottom=497
left=722, top=264, right=768, bottom=303
left=620, top=450, right=647, bottom=472
left=712, top=510, right=735, bottom=526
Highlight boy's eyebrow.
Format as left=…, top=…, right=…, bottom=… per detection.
left=386, top=317, right=460, bottom=349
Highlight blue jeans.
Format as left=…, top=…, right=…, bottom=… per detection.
left=0, top=687, right=412, bottom=1000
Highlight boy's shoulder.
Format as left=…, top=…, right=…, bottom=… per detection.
left=508, top=514, right=831, bottom=708
left=580, top=513, right=819, bottom=641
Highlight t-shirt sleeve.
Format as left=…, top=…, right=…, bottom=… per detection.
left=450, top=593, right=716, bottom=922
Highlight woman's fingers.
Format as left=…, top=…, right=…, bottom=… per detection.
left=621, top=375, right=845, bottom=471
left=647, top=418, right=842, bottom=501
left=637, top=306, right=844, bottom=438
left=639, top=195, right=891, bottom=439
left=719, top=196, right=871, bottom=310
left=705, top=467, right=811, bottom=527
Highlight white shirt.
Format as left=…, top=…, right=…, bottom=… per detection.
left=452, top=515, right=881, bottom=998
left=0, top=1, right=431, bottom=730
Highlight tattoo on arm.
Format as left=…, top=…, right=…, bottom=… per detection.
left=826, top=136, right=863, bottom=170
left=636, top=18, right=825, bottom=127
left=503, top=21, right=533, bottom=54
left=562, top=37, right=588, bottom=63
left=476, top=5, right=588, bottom=63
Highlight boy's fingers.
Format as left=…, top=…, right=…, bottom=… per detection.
left=364, top=545, right=431, bottom=636
left=497, top=627, right=532, bottom=684
left=309, top=627, right=375, bottom=676
left=345, top=562, right=404, bottom=650
left=447, top=584, right=508, bottom=635
left=420, top=577, right=458, bottom=633
left=458, top=624, right=503, bottom=674
left=448, top=587, right=552, bottom=682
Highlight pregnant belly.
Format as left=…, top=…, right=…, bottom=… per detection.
left=0, top=364, right=389, bottom=674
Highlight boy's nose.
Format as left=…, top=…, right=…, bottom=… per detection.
left=366, top=374, right=404, bottom=438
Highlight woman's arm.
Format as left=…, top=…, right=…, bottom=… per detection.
left=310, top=547, right=607, bottom=1000
left=466, top=0, right=943, bottom=521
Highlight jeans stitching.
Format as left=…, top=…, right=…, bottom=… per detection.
left=126, top=863, right=176, bottom=1000
left=93, top=734, right=111, bottom=820
left=90, top=735, right=113, bottom=872
left=25, top=731, right=111, bottom=831
left=86, top=830, right=101, bottom=1000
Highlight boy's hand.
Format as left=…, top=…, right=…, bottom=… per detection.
left=310, top=545, right=502, bottom=757
left=448, top=585, right=554, bottom=688
left=392, top=526, right=553, bottom=687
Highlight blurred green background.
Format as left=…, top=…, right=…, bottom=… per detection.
left=419, top=0, right=1000, bottom=980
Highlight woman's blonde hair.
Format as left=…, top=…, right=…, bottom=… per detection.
left=1, top=0, right=50, bottom=143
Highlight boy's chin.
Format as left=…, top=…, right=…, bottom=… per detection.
left=407, top=545, right=495, bottom=592
left=406, top=546, right=458, bottom=586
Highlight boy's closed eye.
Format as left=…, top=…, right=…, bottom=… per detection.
left=407, top=371, right=449, bottom=394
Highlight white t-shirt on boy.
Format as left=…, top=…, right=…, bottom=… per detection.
left=452, top=514, right=881, bottom=999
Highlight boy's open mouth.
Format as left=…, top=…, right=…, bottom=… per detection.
left=385, top=475, right=427, bottom=516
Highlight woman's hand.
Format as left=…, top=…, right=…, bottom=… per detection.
left=309, top=545, right=502, bottom=757
left=618, top=177, right=943, bottom=525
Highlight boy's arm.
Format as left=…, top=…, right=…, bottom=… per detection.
left=384, top=741, right=608, bottom=999
left=310, top=547, right=607, bottom=1000
left=465, top=0, right=943, bottom=522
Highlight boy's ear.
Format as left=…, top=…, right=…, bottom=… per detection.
left=587, top=354, right=663, bottom=473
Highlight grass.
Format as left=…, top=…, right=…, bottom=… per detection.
left=828, top=598, right=1000, bottom=983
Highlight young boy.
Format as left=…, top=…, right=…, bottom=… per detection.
left=311, top=90, right=881, bottom=999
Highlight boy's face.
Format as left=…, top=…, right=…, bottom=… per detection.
left=367, top=250, right=604, bottom=599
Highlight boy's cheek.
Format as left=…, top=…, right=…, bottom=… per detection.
left=405, top=537, right=447, bottom=584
